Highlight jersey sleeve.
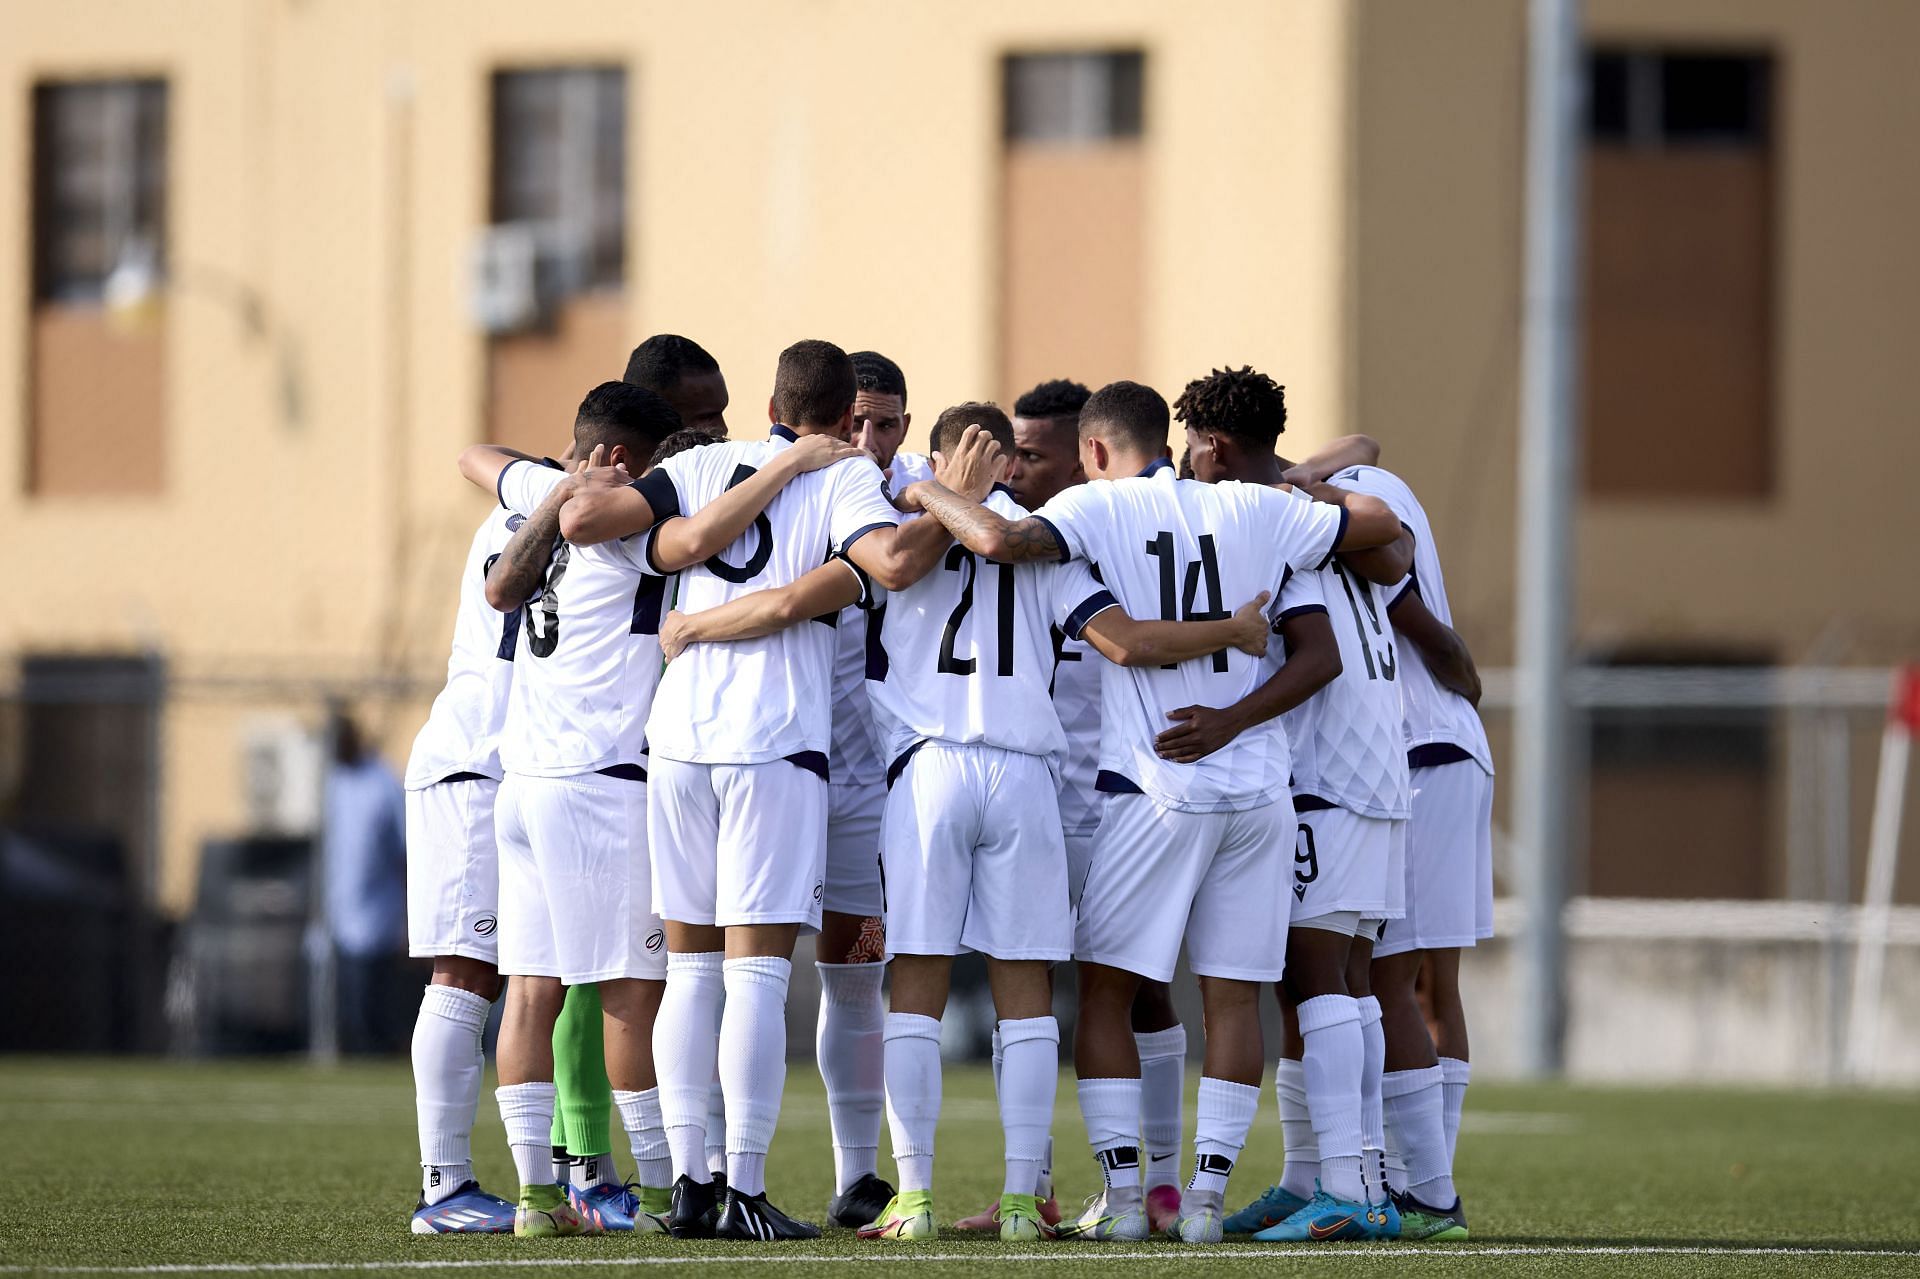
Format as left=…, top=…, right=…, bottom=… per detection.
left=827, top=457, right=902, bottom=554
left=1266, top=485, right=1350, bottom=574
left=830, top=552, right=885, bottom=611
left=496, top=458, right=566, bottom=516
left=1048, top=558, right=1118, bottom=640
left=1276, top=566, right=1328, bottom=621
left=1030, top=482, right=1105, bottom=565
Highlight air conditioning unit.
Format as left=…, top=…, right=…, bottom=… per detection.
left=469, top=221, right=591, bottom=335
left=240, top=716, right=325, bottom=837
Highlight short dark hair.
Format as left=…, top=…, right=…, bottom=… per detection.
left=573, top=381, right=682, bottom=459
left=649, top=427, right=726, bottom=466
left=772, top=339, right=857, bottom=428
left=1013, top=378, right=1092, bottom=420
left=1172, top=365, right=1288, bottom=447
left=1080, top=380, right=1170, bottom=455
left=930, top=401, right=1014, bottom=458
left=851, top=350, right=907, bottom=408
left=622, top=334, right=720, bottom=395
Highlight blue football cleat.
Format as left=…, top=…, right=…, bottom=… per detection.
left=1224, top=1183, right=1310, bottom=1234
left=569, top=1181, right=668, bottom=1234
left=1252, top=1183, right=1399, bottom=1242
left=410, top=1181, right=516, bottom=1234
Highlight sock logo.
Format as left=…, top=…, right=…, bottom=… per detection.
left=429, top=1168, right=441, bottom=1187
left=1148, top=1152, right=1175, bottom=1164
left=1196, top=1153, right=1234, bottom=1176
left=1097, top=1146, right=1141, bottom=1171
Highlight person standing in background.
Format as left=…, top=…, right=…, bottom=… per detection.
left=324, top=710, right=411, bottom=1055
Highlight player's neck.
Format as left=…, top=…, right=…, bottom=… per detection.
left=1235, top=453, right=1289, bottom=486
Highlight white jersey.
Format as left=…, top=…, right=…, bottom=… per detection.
left=867, top=489, right=1114, bottom=769
left=828, top=606, right=886, bottom=787
left=634, top=427, right=901, bottom=769
left=1273, top=564, right=1413, bottom=819
left=1033, top=461, right=1346, bottom=813
left=494, top=461, right=668, bottom=778
left=1329, top=465, right=1493, bottom=775
left=1050, top=629, right=1103, bottom=836
left=887, top=451, right=935, bottom=497
left=404, top=509, right=521, bottom=789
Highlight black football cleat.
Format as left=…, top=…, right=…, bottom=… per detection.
left=826, top=1172, right=898, bottom=1230
left=716, top=1187, right=823, bottom=1240
left=666, top=1174, right=721, bottom=1239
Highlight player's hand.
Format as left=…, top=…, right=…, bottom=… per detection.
left=568, top=444, right=632, bottom=496
left=1229, top=591, right=1272, bottom=656
left=893, top=480, right=929, bottom=513
left=788, top=433, right=866, bottom=473
left=1154, top=704, right=1246, bottom=765
left=932, top=424, right=1003, bottom=502
left=1280, top=461, right=1319, bottom=487
left=658, top=609, right=694, bottom=662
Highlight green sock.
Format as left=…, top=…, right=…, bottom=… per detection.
left=639, top=1186, right=672, bottom=1216
left=553, top=984, right=614, bottom=1167
left=519, top=1182, right=566, bottom=1211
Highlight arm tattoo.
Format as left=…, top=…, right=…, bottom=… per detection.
left=490, top=498, right=563, bottom=608
left=914, top=483, right=1063, bottom=563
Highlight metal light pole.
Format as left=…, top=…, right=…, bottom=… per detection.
left=1513, top=0, right=1584, bottom=1077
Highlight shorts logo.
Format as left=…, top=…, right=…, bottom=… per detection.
left=645, top=929, right=665, bottom=953
left=812, top=881, right=824, bottom=903
left=473, top=915, right=497, bottom=937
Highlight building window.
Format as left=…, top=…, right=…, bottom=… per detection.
left=490, top=67, right=626, bottom=293
left=33, top=80, right=168, bottom=303
left=1582, top=48, right=1775, bottom=500
left=999, top=51, right=1146, bottom=404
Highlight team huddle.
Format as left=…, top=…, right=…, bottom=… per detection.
left=401, top=334, right=1494, bottom=1245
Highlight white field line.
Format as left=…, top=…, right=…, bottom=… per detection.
left=5, top=1247, right=1919, bottom=1274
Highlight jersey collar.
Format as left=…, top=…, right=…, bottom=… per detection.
left=770, top=423, right=799, bottom=442
left=1137, top=456, right=1174, bottom=479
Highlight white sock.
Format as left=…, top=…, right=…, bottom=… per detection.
left=614, top=1088, right=673, bottom=1191
left=991, top=1023, right=1005, bottom=1095
left=1275, top=1057, right=1319, bottom=1201
left=412, top=983, right=489, bottom=1204
left=1187, top=1076, right=1257, bottom=1207
left=653, top=951, right=724, bottom=1184
left=1440, top=1056, right=1470, bottom=1167
left=495, top=1081, right=558, bottom=1191
left=1297, top=994, right=1366, bottom=1203
left=720, top=956, right=791, bottom=1197
left=1134, top=1025, right=1186, bottom=1193
left=550, top=1146, right=570, bottom=1186
left=568, top=1152, right=615, bottom=1190
left=817, top=961, right=886, bottom=1192
left=997, top=1016, right=1058, bottom=1196
left=706, top=1076, right=727, bottom=1178
left=1357, top=997, right=1388, bottom=1199
left=1382, top=1065, right=1455, bottom=1206
left=1077, top=1076, right=1143, bottom=1207
left=883, top=1011, right=942, bottom=1193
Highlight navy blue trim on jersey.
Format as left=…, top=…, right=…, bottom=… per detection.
left=839, top=521, right=893, bottom=556
left=1409, top=743, right=1474, bottom=769
left=865, top=605, right=890, bottom=681
left=496, top=457, right=528, bottom=509
left=1315, top=506, right=1351, bottom=570
left=771, top=423, right=799, bottom=442
left=1294, top=793, right=1339, bottom=813
left=597, top=762, right=649, bottom=783
left=991, top=482, right=1018, bottom=499
left=435, top=771, right=492, bottom=786
left=631, top=468, right=681, bottom=523
left=785, top=750, right=830, bottom=782
left=886, top=740, right=927, bottom=789
left=1279, top=603, right=1329, bottom=622
left=1096, top=770, right=1144, bottom=794
left=1388, top=563, right=1419, bottom=611
left=1031, top=515, right=1072, bottom=564
left=1063, top=590, right=1119, bottom=640
left=1137, top=456, right=1173, bottom=478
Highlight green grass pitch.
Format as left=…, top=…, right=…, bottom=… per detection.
left=1, top=1057, right=1917, bottom=1277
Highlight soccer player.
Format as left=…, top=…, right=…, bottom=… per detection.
left=625, top=333, right=731, bottom=436
left=1279, top=445, right=1490, bottom=1242
left=1175, top=367, right=1410, bottom=1241
left=902, top=380, right=1401, bottom=1243
left=455, top=382, right=858, bottom=1237
left=560, top=339, right=954, bottom=1240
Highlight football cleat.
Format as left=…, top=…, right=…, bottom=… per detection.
left=827, top=1172, right=899, bottom=1230
left=997, top=1193, right=1050, bottom=1241
left=1145, top=1183, right=1183, bottom=1234
left=1390, top=1188, right=1469, bottom=1240
left=1166, top=1189, right=1225, bottom=1244
left=856, top=1190, right=937, bottom=1241
left=1223, top=1182, right=1311, bottom=1234
left=1053, top=1190, right=1149, bottom=1242
left=1251, top=1184, right=1400, bottom=1242
left=513, top=1184, right=597, bottom=1237
left=715, top=1187, right=822, bottom=1240
left=567, top=1181, right=667, bottom=1234
left=953, top=1194, right=1062, bottom=1232
left=410, top=1181, right=515, bottom=1234
left=666, top=1174, right=721, bottom=1239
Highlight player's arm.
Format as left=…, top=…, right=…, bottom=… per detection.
left=1153, top=611, right=1342, bottom=765
left=1279, top=435, right=1381, bottom=488
left=845, top=426, right=1002, bottom=588
left=644, top=435, right=867, bottom=570
left=1079, top=592, right=1271, bottom=668
left=1388, top=588, right=1482, bottom=706
left=657, top=559, right=866, bottom=661
left=1304, top=482, right=1401, bottom=552
left=485, top=477, right=568, bottom=612
left=1338, top=527, right=1415, bottom=587
left=457, top=444, right=545, bottom=497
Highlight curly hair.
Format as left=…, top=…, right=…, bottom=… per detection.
left=1172, top=365, right=1288, bottom=447
left=648, top=427, right=725, bottom=467
left=1013, top=378, right=1092, bottom=420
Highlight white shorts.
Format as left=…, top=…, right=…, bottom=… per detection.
left=880, top=743, right=1072, bottom=962
left=494, top=771, right=666, bottom=983
left=405, top=777, right=500, bottom=963
left=1375, top=760, right=1495, bottom=958
left=1290, top=805, right=1401, bottom=922
left=649, top=756, right=829, bottom=931
left=1076, top=793, right=1293, bottom=983
left=1064, top=830, right=1097, bottom=908
left=824, top=779, right=886, bottom=918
